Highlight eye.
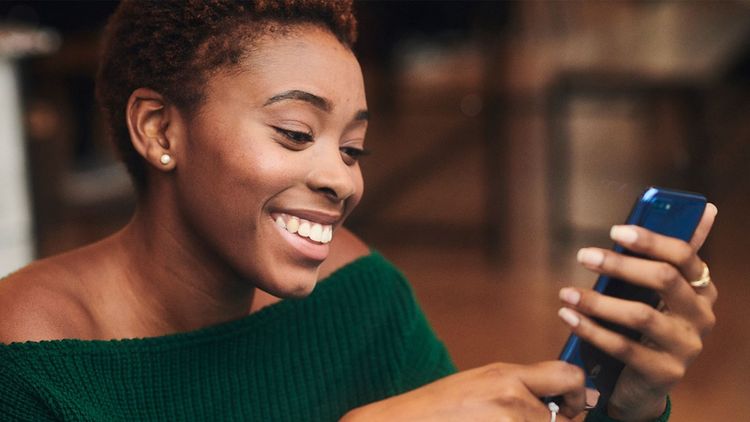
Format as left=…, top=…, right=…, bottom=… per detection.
left=340, top=146, right=370, bottom=165
left=272, top=126, right=313, bottom=144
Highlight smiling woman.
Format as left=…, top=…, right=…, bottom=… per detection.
left=0, top=1, right=717, bottom=421
left=0, top=1, right=453, bottom=419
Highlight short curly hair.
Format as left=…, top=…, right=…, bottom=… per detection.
left=96, top=0, right=358, bottom=192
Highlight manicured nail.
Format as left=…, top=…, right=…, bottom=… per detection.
left=707, top=203, right=718, bottom=217
left=577, top=248, right=604, bottom=267
left=558, top=308, right=580, bottom=327
left=610, top=225, right=638, bottom=244
left=559, top=287, right=581, bottom=306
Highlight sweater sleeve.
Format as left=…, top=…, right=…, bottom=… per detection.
left=397, top=302, right=457, bottom=392
left=382, top=264, right=457, bottom=393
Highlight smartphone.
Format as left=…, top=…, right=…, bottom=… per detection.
left=550, top=187, right=706, bottom=407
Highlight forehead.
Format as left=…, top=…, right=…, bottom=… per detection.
left=204, top=25, right=366, bottom=110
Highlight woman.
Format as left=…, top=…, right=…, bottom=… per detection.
left=0, top=1, right=717, bottom=421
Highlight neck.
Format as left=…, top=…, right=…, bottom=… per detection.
left=108, top=190, right=256, bottom=336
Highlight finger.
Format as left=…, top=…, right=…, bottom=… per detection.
left=558, top=308, right=688, bottom=388
left=609, top=225, right=704, bottom=282
left=516, top=361, right=587, bottom=417
left=688, top=263, right=719, bottom=306
left=565, top=287, right=670, bottom=338
left=628, top=202, right=718, bottom=305
left=576, top=248, right=703, bottom=318
left=525, top=396, right=575, bottom=422
left=585, top=388, right=600, bottom=409
left=559, top=287, right=707, bottom=355
left=547, top=401, right=576, bottom=422
left=689, top=203, right=718, bottom=251
left=479, top=362, right=582, bottom=420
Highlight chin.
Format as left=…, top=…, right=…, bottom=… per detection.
left=284, top=282, right=317, bottom=298
left=260, top=265, right=320, bottom=299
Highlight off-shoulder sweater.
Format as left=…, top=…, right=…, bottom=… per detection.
left=0, top=251, right=669, bottom=421
left=0, top=252, right=455, bottom=420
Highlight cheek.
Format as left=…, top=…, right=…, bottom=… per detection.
left=230, top=149, right=305, bottom=201
left=213, top=136, right=292, bottom=191
left=176, top=137, right=284, bottom=235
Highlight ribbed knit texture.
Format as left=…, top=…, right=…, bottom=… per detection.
left=0, top=252, right=456, bottom=421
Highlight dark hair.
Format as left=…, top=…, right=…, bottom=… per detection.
left=96, top=0, right=357, bottom=192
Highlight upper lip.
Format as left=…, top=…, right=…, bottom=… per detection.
left=272, top=209, right=343, bottom=225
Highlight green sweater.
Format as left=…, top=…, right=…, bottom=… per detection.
left=0, top=252, right=455, bottom=421
left=0, top=252, right=668, bottom=421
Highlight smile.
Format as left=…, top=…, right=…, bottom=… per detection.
left=273, top=213, right=334, bottom=244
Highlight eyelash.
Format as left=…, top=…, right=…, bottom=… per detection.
left=272, top=126, right=370, bottom=163
left=340, top=147, right=370, bottom=162
left=273, top=127, right=313, bottom=144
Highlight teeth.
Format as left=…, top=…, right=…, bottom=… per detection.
left=298, top=220, right=311, bottom=237
left=286, top=217, right=299, bottom=234
left=274, top=214, right=334, bottom=244
left=309, top=224, right=323, bottom=242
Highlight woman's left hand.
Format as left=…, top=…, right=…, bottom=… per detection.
left=558, top=203, right=718, bottom=421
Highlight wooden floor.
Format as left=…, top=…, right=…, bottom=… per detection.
left=377, top=188, right=749, bottom=421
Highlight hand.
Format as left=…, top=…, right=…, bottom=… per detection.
left=557, top=203, right=718, bottom=421
left=341, top=361, right=586, bottom=421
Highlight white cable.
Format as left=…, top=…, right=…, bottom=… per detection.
left=548, top=401, right=560, bottom=422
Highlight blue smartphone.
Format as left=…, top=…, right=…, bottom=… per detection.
left=551, top=187, right=706, bottom=407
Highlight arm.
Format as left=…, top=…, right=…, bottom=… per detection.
left=338, top=245, right=589, bottom=421
left=342, top=361, right=587, bottom=421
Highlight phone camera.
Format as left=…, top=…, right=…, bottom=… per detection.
left=653, top=199, right=672, bottom=212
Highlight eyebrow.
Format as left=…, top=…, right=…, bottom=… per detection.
left=264, top=90, right=331, bottom=112
left=264, top=89, right=368, bottom=122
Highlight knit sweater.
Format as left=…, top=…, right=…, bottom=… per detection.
left=0, top=252, right=669, bottom=421
left=0, top=252, right=455, bottom=421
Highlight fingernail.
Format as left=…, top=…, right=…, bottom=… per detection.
left=559, top=287, right=581, bottom=306
left=610, top=225, right=638, bottom=244
left=577, top=248, right=604, bottom=266
left=707, top=203, right=718, bottom=217
left=558, top=308, right=580, bottom=327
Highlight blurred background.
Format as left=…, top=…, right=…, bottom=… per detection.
left=1, top=1, right=748, bottom=420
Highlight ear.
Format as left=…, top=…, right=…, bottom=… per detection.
left=126, top=88, right=178, bottom=171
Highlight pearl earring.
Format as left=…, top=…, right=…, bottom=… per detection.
left=159, top=153, right=172, bottom=165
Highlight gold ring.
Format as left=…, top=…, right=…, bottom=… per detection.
left=689, top=262, right=711, bottom=288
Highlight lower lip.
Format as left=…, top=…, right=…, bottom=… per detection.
left=272, top=219, right=330, bottom=262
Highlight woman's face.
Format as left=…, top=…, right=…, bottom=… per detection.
left=172, top=25, right=367, bottom=297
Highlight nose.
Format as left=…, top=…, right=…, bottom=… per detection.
left=305, top=145, right=358, bottom=202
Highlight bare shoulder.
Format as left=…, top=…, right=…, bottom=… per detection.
left=318, top=227, right=371, bottom=279
left=0, top=257, right=91, bottom=344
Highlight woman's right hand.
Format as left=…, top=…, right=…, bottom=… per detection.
left=341, top=361, right=586, bottom=421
